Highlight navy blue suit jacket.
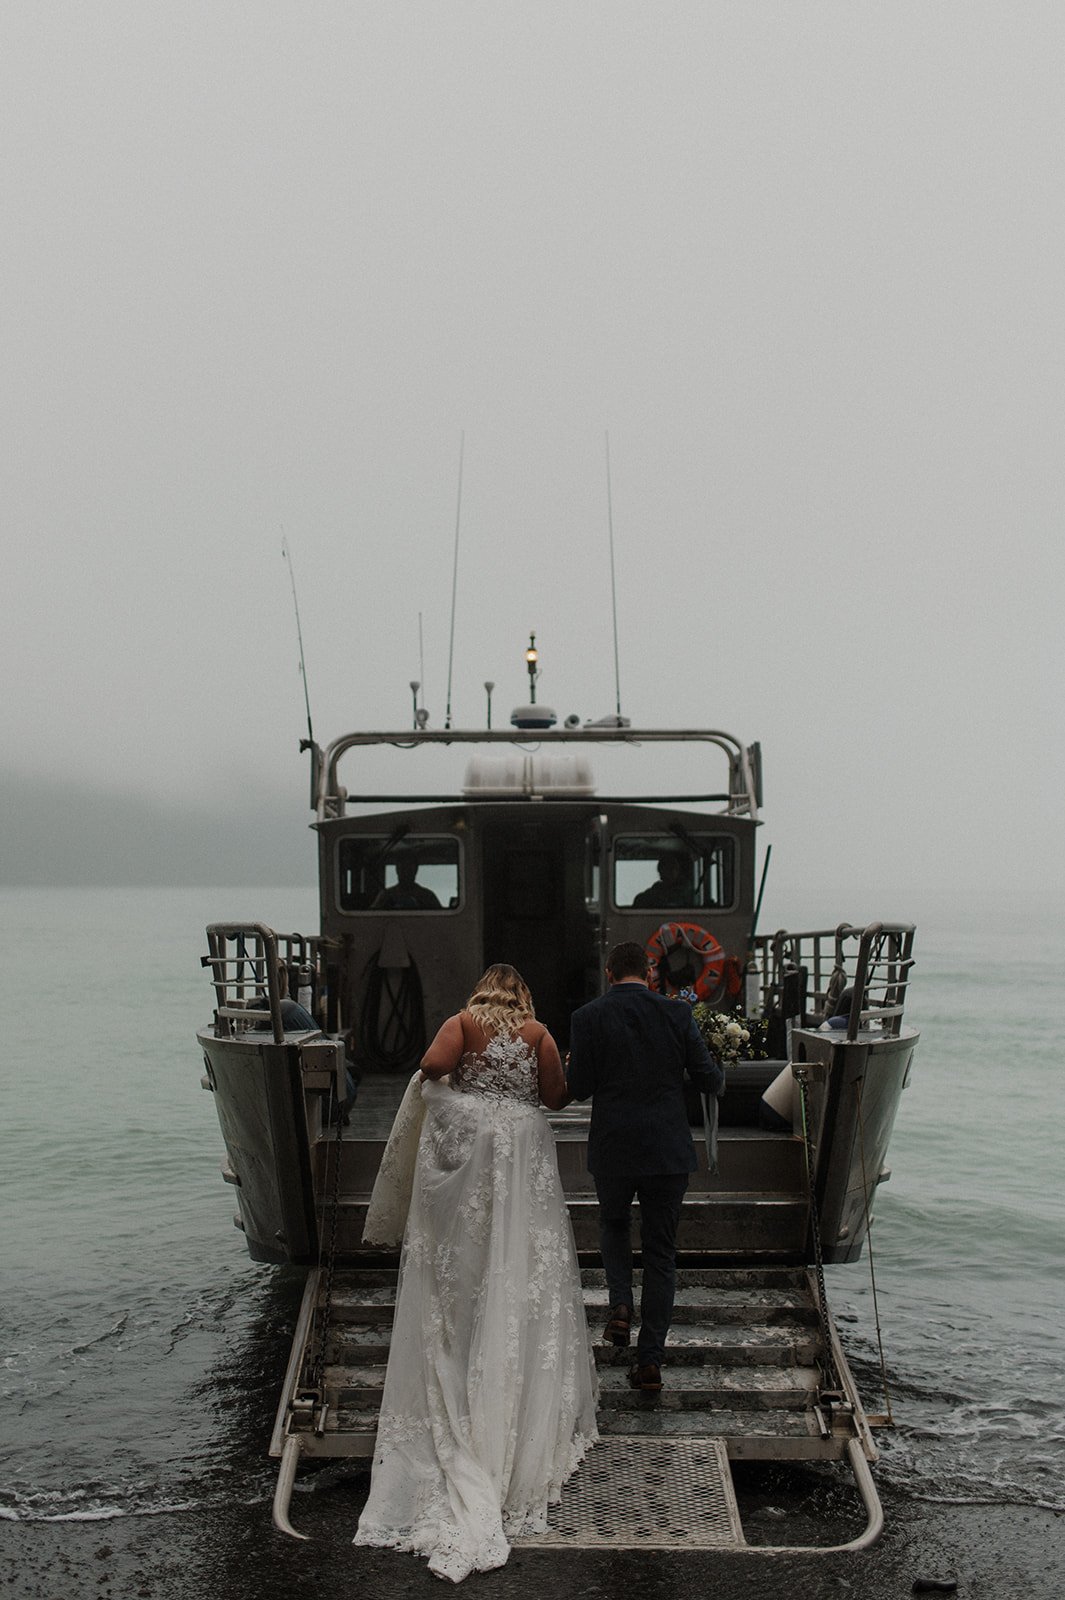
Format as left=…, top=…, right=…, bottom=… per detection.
left=566, top=982, right=725, bottom=1176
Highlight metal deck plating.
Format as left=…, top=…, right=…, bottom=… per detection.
left=514, top=1436, right=744, bottom=1550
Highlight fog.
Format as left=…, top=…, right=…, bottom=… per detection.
left=4, top=3, right=1062, bottom=909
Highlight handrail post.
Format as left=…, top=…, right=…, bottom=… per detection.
left=205, top=922, right=286, bottom=1043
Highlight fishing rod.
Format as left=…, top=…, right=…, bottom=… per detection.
left=418, top=611, right=425, bottom=703
left=281, top=533, right=315, bottom=749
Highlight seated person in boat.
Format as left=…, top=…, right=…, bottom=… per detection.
left=759, top=987, right=857, bottom=1131
left=820, top=987, right=856, bottom=1031
left=251, top=963, right=358, bottom=1116
left=371, top=858, right=442, bottom=911
left=248, top=961, right=318, bottom=1031
left=631, top=851, right=692, bottom=909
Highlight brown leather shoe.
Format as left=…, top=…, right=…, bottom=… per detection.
left=629, top=1361, right=663, bottom=1392
left=603, top=1304, right=632, bottom=1346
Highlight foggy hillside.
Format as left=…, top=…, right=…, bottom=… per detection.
left=0, top=771, right=316, bottom=887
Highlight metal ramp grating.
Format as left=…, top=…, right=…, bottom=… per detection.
left=514, top=1436, right=746, bottom=1550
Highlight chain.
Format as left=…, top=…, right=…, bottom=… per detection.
left=308, top=1083, right=345, bottom=1402
left=796, top=1066, right=841, bottom=1393
left=855, top=1078, right=895, bottom=1424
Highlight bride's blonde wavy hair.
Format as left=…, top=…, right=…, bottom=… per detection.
left=465, top=963, right=535, bottom=1038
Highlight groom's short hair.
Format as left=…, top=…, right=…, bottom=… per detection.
left=606, top=941, right=650, bottom=981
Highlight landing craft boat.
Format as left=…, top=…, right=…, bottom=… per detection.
left=196, top=652, right=918, bottom=1553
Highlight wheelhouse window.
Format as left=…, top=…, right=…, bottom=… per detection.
left=614, top=834, right=735, bottom=912
left=338, top=836, right=461, bottom=912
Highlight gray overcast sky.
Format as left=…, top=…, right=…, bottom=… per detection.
left=3, top=3, right=1062, bottom=909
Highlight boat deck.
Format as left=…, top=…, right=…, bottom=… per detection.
left=322, top=1070, right=809, bottom=1261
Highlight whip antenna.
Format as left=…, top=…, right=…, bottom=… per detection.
left=444, top=431, right=464, bottom=730
left=605, top=430, right=622, bottom=718
left=281, top=533, right=315, bottom=746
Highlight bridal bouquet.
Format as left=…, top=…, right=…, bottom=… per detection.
left=691, top=1005, right=770, bottom=1065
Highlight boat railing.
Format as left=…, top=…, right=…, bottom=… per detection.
left=753, top=922, right=916, bottom=1042
left=311, top=726, right=761, bottom=821
left=202, top=923, right=328, bottom=1042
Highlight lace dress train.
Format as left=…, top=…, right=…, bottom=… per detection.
left=353, top=1036, right=599, bottom=1582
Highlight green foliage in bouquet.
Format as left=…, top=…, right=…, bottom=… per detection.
left=691, top=1005, right=770, bottom=1065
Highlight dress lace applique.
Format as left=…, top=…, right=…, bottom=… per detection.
left=452, top=1029, right=540, bottom=1104
left=354, top=1029, right=599, bottom=1583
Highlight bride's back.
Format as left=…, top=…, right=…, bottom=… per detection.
left=453, top=1012, right=543, bottom=1105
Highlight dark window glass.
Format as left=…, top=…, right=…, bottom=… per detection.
left=614, top=834, right=735, bottom=912
left=338, top=836, right=460, bottom=912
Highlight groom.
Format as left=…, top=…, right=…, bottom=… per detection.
left=566, top=941, right=724, bottom=1392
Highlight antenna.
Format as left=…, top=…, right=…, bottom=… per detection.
left=444, top=432, right=464, bottom=730
left=418, top=611, right=425, bottom=701
left=604, top=430, right=622, bottom=719
left=281, top=533, right=314, bottom=746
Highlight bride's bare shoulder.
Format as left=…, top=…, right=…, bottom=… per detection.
left=422, top=1012, right=470, bottom=1076
left=458, top=1010, right=489, bottom=1050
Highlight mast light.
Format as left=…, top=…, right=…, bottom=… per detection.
left=525, top=633, right=539, bottom=703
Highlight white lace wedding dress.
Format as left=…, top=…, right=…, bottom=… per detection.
left=353, top=1033, right=599, bottom=1582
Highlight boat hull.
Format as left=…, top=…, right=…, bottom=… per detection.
left=198, top=1029, right=319, bottom=1264
left=792, top=1026, right=918, bottom=1264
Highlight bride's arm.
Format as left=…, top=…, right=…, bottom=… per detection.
left=421, top=1013, right=465, bottom=1079
left=536, top=1028, right=571, bottom=1110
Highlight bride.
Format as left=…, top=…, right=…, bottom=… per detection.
left=353, top=964, right=599, bottom=1583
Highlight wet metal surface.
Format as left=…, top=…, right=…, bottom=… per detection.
left=515, top=1437, right=745, bottom=1549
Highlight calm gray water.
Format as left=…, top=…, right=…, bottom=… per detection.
left=2, top=885, right=1063, bottom=1524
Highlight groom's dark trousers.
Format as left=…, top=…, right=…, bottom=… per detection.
left=566, top=982, right=724, bottom=1367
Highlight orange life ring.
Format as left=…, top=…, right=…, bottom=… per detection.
left=646, top=922, right=725, bottom=1002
